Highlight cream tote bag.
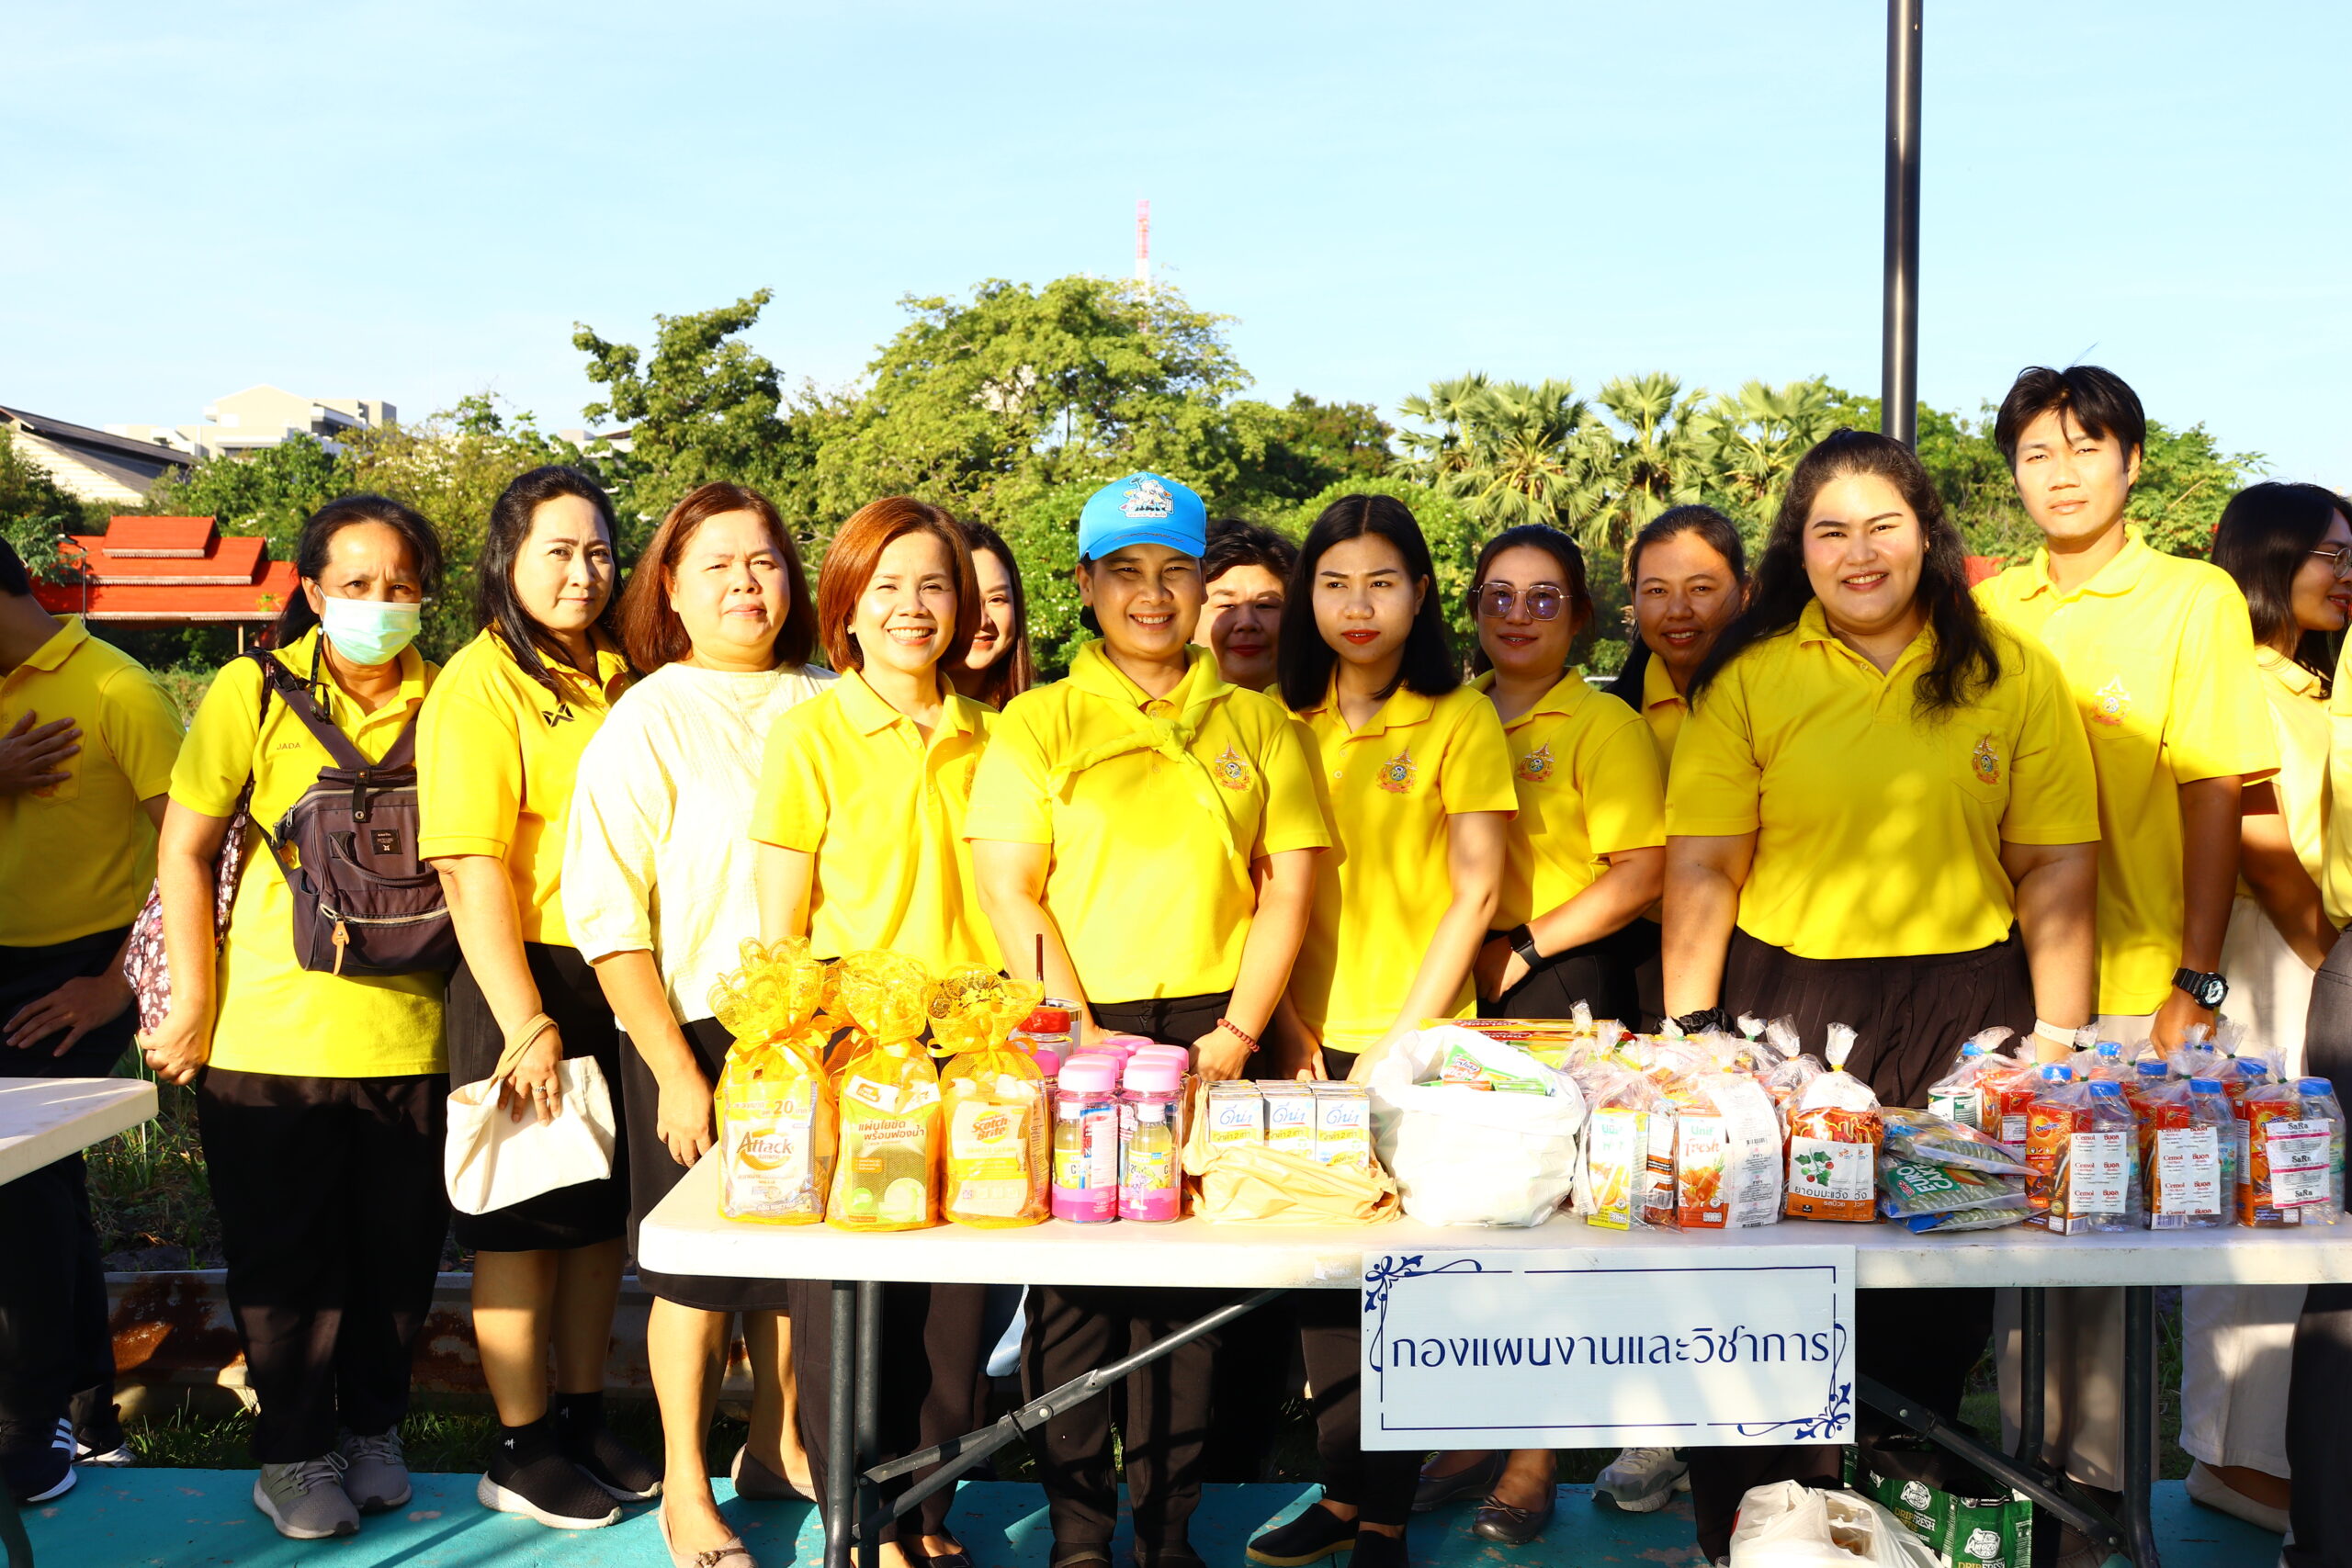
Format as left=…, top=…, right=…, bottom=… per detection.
left=445, top=1031, right=616, bottom=1216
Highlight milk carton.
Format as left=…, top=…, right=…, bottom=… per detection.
left=1309, top=1082, right=1373, bottom=1173
left=1204, top=1081, right=1264, bottom=1150
left=1261, top=1083, right=1316, bottom=1154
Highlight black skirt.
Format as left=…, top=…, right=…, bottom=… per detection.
left=623, top=1015, right=794, bottom=1313
left=446, top=942, right=629, bottom=1253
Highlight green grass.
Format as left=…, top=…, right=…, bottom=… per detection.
left=83, top=1048, right=220, bottom=1266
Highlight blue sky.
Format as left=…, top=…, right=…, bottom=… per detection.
left=6, top=2, right=2345, bottom=483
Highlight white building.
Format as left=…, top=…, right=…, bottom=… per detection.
left=0, top=404, right=195, bottom=505
left=107, top=384, right=397, bottom=461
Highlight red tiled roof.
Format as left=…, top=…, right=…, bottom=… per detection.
left=34, top=561, right=299, bottom=623
left=1964, top=554, right=2005, bottom=586
left=63, top=534, right=266, bottom=585
left=95, top=516, right=217, bottom=558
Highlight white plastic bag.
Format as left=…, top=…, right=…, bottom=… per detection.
left=1367, top=1025, right=1586, bottom=1227
left=1728, top=1482, right=1940, bottom=1567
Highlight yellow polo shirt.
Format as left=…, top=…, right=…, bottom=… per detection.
left=1475, top=671, right=1666, bottom=930
left=416, top=630, right=631, bottom=949
left=1, top=617, right=184, bottom=945
left=1976, top=531, right=2278, bottom=1012
left=1668, top=603, right=2098, bottom=960
left=1640, top=654, right=1690, bottom=774
left=966, top=642, right=1328, bottom=1003
left=170, top=630, right=445, bottom=1077
left=752, top=670, right=999, bottom=972
left=1290, top=681, right=1518, bottom=1054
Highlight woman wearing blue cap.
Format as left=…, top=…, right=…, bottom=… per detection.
left=967, top=472, right=1329, bottom=1568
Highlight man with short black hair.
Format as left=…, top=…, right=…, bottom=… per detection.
left=0, top=536, right=185, bottom=1501
left=1975, top=366, right=2277, bottom=1556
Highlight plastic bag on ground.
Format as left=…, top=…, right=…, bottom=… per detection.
left=1369, top=1024, right=1585, bottom=1227
left=1727, top=1481, right=1940, bottom=1566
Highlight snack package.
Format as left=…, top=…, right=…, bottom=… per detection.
left=1784, top=1025, right=1882, bottom=1222
left=1900, top=1202, right=2029, bottom=1234
left=2026, top=1068, right=2136, bottom=1234
left=2133, top=1074, right=2228, bottom=1229
left=2238, top=1078, right=2341, bottom=1226
left=1926, top=1029, right=2015, bottom=1135
left=827, top=952, right=944, bottom=1232
left=928, top=965, right=1049, bottom=1228
left=1878, top=1159, right=2030, bottom=1221
left=1763, top=1049, right=1828, bottom=1134
left=1881, top=1108, right=2033, bottom=1176
left=1366, top=1025, right=1584, bottom=1227
left=1580, top=1070, right=1663, bottom=1230
left=1977, top=1055, right=2041, bottom=1157
left=1675, top=1071, right=1784, bottom=1229
left=708, top=939, right=838, bottom=1224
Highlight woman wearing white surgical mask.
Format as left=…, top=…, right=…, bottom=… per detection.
left=147, top=494, right=453, bottom=1542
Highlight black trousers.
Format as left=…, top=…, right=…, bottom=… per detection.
left=1023, top=991, right=1231, bottom=1553
left=786, top=1280, right=988, bottom=1543
left=1683, top=926, right=2030, bottom=1562
left=1294, top=1287, right=1419, bottom=1528
left=0, top=930, right=138, bottom=1455
left=2287, top=931, right=2352, bottom=1567
left=1487, top=916, right=1657, bottom=1028
left=195, top=1067, right=449, bottom=1462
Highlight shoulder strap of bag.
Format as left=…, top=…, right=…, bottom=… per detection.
left=254, top=651, right=374, bottom=773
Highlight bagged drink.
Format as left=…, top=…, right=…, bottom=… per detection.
left=1784, top=1025, right=1881, bottom=1223
left=2028, top=1067, right=2134, bottom=1234
left=1978, top=1054, right=2042, bottom=1158
left=1581, top=1069, right=1665, bottom=1231
left=828, top=952, right=944, bottom=1232
left=1926, top=1029, right=2014, bottom=1135
left=1674, top=1071, right=1784, bottom=1229
left=2239, top=1078, right=2340, bottom=1226
left=709, top=939, right=837, bottom=1224
left=2135, top=1073, right=2227, bottom=1229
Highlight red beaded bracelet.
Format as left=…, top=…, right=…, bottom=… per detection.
left=1215, top=1017, right=1261, bottom=1054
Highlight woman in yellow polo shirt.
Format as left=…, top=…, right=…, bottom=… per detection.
left=1660, top=430, right=2099, bottom=1564
left=143, top=495, right=449, bottom=1543
left=562, top=481, right=831, bottom=1568
left=945, top=517, right=1034, bottom=709
left=752, top=496, right=993, bottom=1568
left=416, top=466, right=655, bottom=1531
left=967, top=472, right=1326, bottom=1568
left=1249, top=494, right=1513, bottom=1568
left=2175, top=483, right=2351, bottom=1531
left=1604, top=504, right=1749, bottom=773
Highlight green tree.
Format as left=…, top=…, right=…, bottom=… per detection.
left=1590, top=372, right=1710, bottom=552
left=1396, top=375, right=1613, bottom=545
left=0, top=428, right=96, bottom=581
left=573, top=290, right=810, bottom=547
left=1224, top=393, right=1393, bottom=513
left=1684, top=378, right=1847, bottom=543
left=142, top=434, right=351, bottom=561
left=1278, top=476, right=1486, bottom=645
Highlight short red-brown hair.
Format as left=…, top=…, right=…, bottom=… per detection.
left=615, top=482, right=819, bottom=672
left=815, top=498, right=980, bottom=675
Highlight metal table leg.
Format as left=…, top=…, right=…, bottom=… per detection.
left=2121, top=1286, right=2163, bottom=1568
left=854, top=1281, right=884, bottom=1568
left=826, top=1281, right=857, bottom=1568
left=2020, top=1287, right=2052, bottom=1568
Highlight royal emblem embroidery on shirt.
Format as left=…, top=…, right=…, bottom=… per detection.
left=1516, top=742, right=1555, bottom=784
left=2089, top=676, right=2131, bottom=728
left=1972, top=734, right=2001, bottom=785
left=1210, top=746, right=1255, bottom=791
left=1376, top=748, right=1417, bottom=794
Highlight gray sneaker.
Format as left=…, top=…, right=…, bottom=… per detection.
left=254, top=1456, right=360, bottom=1540
left=338, top=1427, right=413, bottom=1513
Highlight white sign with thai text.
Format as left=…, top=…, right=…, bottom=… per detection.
left=1361, top=1245, right=1856, bottom=1450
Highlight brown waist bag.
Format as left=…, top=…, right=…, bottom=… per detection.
left=252, top=655, right=458, bottom=978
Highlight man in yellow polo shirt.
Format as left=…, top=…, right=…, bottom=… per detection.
left=0, top=537, right=184, bottom=1500
left=1975, top=365, right=2277, bottom=1536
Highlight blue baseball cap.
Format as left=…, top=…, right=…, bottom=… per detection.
left=1077, top=472, right=1207, bottom=561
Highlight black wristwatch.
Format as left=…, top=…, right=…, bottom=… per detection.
left=1673, top=1006, right=1730, bottom=1035
left=1506, top=925, right=1544, bottom=967
left=2174, top=968, right=2229, bottom=1010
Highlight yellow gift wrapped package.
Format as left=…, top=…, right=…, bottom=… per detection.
left=828, top=952, right=942, bottom=1232
left=929, top=966, right=1048, bottom=1228
left=708, top=939, right=837, bottom=1224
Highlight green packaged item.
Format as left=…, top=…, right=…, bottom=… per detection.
left=1883, top=1108, right=2034, bottom=1176
left=1878, top=1160, right=2029, bottom=1219
left=1432, top=1043, right=1552, bottom=1094
left=1901, top=1201, right=2030, bottom=1233
left=1849, top=1438, right=2034, bottom=1568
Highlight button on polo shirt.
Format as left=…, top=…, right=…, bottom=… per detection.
left=1290, top=681, right=1517, bottom=1055
left=753, top=669, right=998, bottom=973
left=0, top=616, right=184, bottom=945
left=1475, top=670, right=1665, bottom=931
left=1977, top=531, right=2278, bottom=1012
left=416, top=630, right=632, bottom=949
left=1668, top=602, right=2098, bottom=961
left=966, top=642, right=1327, bottom=1003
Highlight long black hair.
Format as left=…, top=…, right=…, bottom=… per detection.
left=2212, top=481, right=2350, bottom=679
left=1467, top=524, right=1590, bottom=676
left=1689, top=429, right=1998, bottom=716
left=1603, top=504, right=1748, bottom=708
left=479, top=465, right=626, bottom=696
left=1277, top=492, right=1458, bottom=711
left=275, top=493, right=444, bottom=646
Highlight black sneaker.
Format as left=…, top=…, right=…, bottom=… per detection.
left=1347, top=1532, right=1408, bottom=1568
left=1246, top=1503, right=1356, bottom=1567
left=559, top=1418, right=661, bottom=1503
left=5, top=1418, right=77, bottom=1505
left=477, top=1445, right=621, bottom=1530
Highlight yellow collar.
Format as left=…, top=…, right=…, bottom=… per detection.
left=1067, top=640, right=1227, bottom=714
left=1470, top=667, right=1588, bottom=725
left=17, top=615, right=91, bottom=674
left=1300, top=673, right=1437, bottom=737
left=2015, top=526, right=2154, bottom=603
left=2256, top=646, right=2326, bottom=702
left=276, top=626, right=429, bottom=710
left=1641, top=651, right=1685, bottom=712
left=832, top=667, right=977, bottom=740
left=1793, top=599, right=1934, bottom=679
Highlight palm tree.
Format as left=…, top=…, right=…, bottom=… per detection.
left=1593, top=372, right=1709, bottom=552
left=1397, top=375, right=1613, bottom=547
left=1687, top=377, right=1846, bottom=528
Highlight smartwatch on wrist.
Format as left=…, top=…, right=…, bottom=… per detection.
left=1673, top=1006, right=1730, bottom=1036
left=1506, top=925, right=1544, bottom=968
left=2173, top=967, right=2229, bottom=1010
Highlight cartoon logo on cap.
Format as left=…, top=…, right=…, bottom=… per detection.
left=1377, top=748, right=1417, bottom=794
left=1120, top=477, right=1176, bottom=520
left=1210, top=746, right=1255, bottom=792
left=1516, top=742, right=1555, bottom=784
left=2090, top=676, right=2131, bottom=727
left=1972, top=734, right=2000, bottom=784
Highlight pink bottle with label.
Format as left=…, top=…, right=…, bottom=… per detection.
left=1051, top=1056, right=1122, bottom=1224
left=1120, top=1057, right=1184, bottom=1222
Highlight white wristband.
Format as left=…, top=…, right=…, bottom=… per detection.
left=2033, top=1019, right=2079, bottom=1045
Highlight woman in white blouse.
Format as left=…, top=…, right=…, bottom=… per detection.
left=564, top=483, right=831, bottom=1568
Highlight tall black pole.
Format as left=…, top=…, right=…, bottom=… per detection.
left=1882, top=0, right=1922, bottom=448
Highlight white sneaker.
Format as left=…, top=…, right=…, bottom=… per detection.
left=1593, top=1447, right=1690, bottom=1513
